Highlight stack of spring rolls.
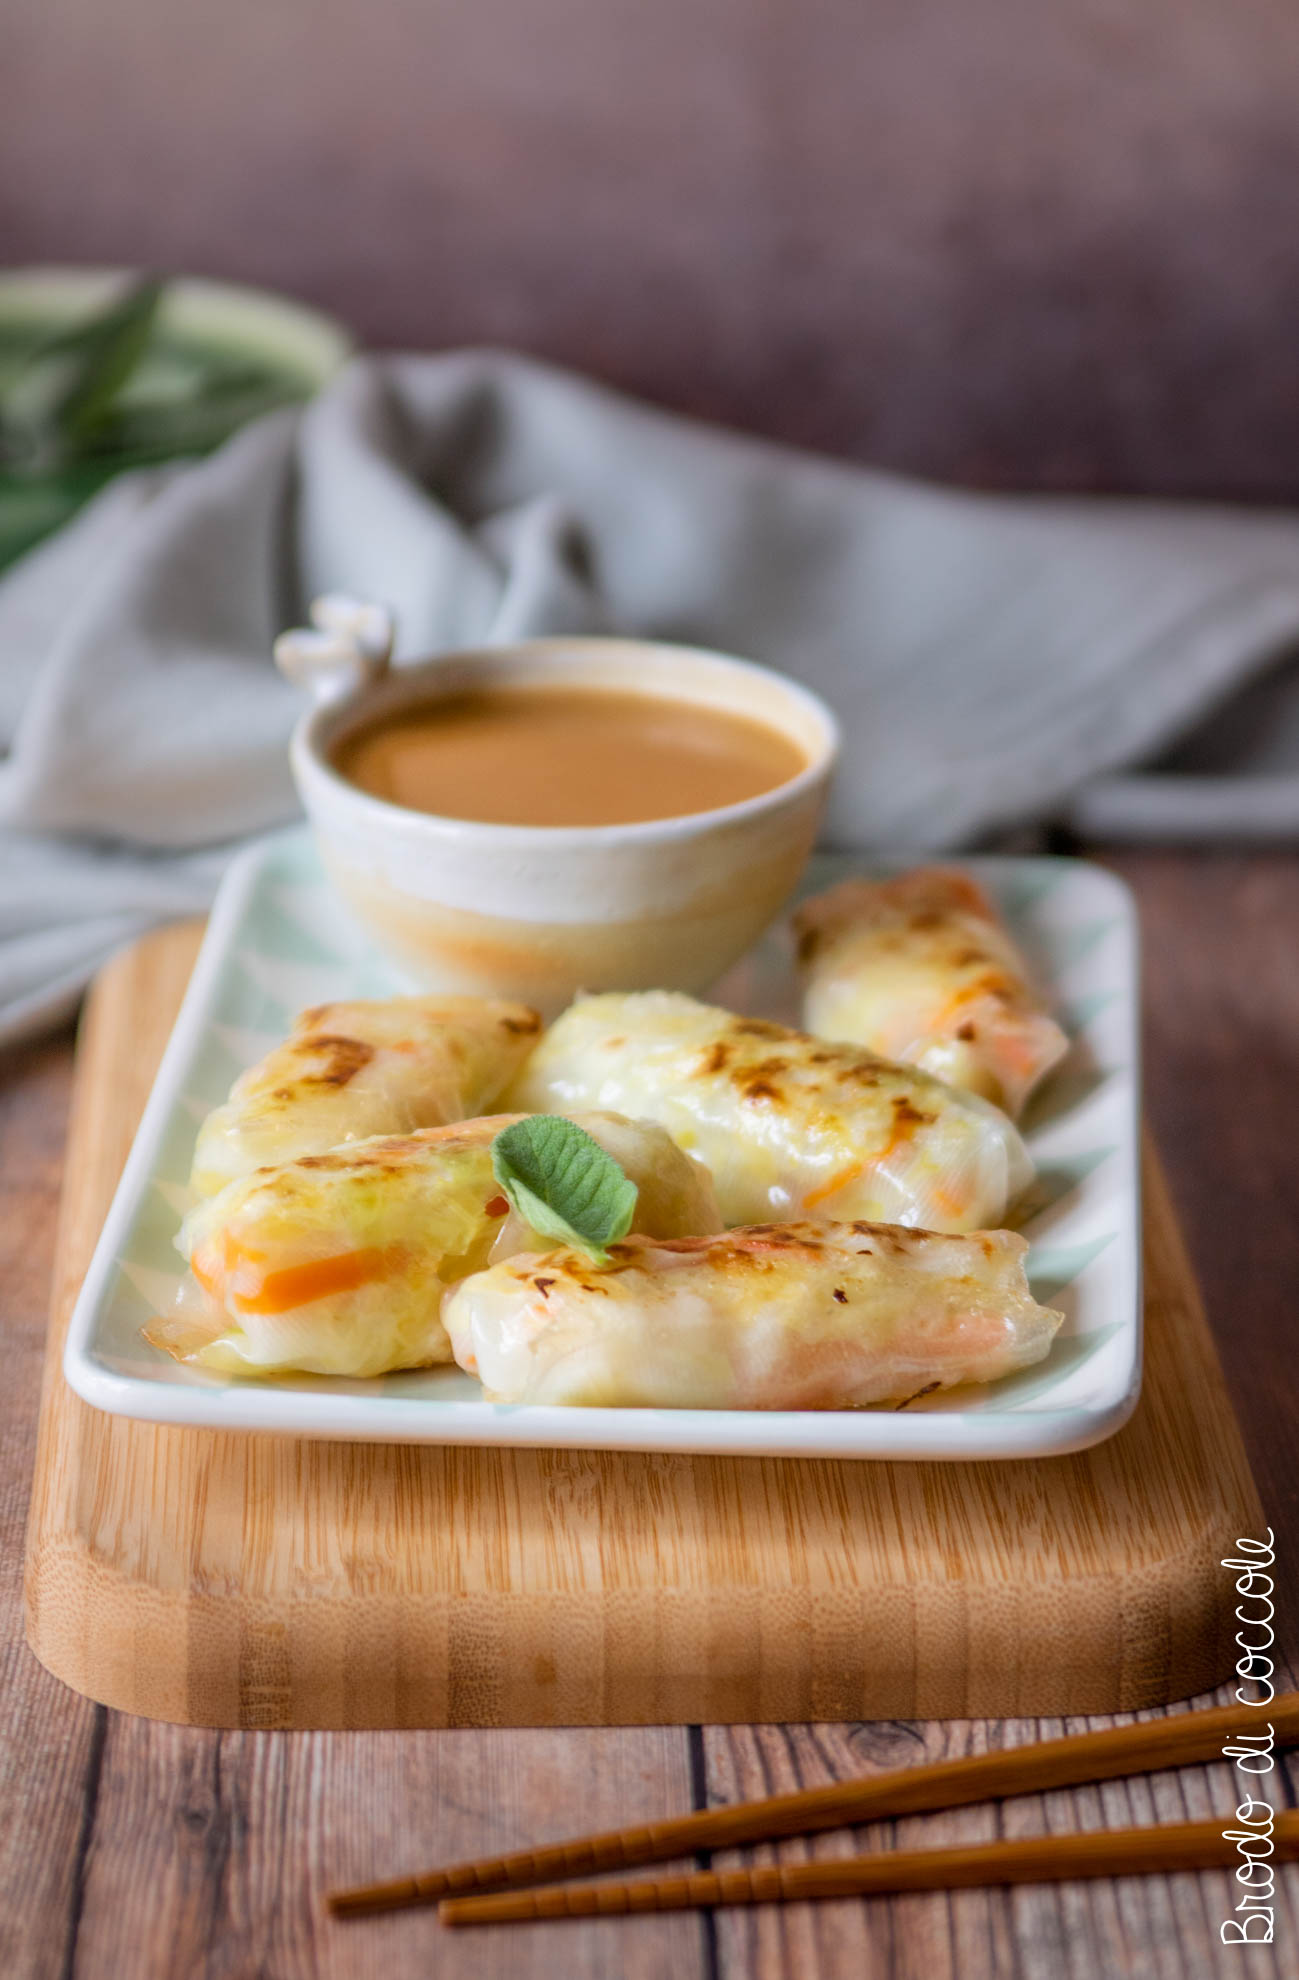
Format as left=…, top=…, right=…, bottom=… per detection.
left=154, top=869, right=1070, bottom=1409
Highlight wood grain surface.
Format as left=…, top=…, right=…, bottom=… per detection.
left=1, top=851, right=1297, bottom=1978
left=329, top=1695, right=1299, bottom=1910
left=25, top=921, right=1259, bottom=1730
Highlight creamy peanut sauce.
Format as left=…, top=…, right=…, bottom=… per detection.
left=333, top=685, right=807, bottom=826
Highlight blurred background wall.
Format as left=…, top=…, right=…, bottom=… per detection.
left=4, top=0, right=1298, bottom=498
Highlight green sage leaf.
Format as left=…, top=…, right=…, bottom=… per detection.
left=490, top=1116, right=638, bottom=1263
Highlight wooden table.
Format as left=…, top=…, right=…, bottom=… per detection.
left=1, top=850, right=1296, bottom=1979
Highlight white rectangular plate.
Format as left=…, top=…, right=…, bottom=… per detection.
left=64, top=831, right=1141, bottom=1459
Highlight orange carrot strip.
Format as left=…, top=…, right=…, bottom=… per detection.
left=235, top=1246, right=405, bottom=1315
left=929, top=1185, right=967, bottom=1220
left=190, top=1249, right=224, bottom=1301
left=803, top=1162, right=865, bottom=1210
left=930, top=978, right=1002, bottom=1031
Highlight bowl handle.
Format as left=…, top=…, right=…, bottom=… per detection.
left=273, top=595, right=394, bottom=704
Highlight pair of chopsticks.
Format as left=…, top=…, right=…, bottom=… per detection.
left=329, top=1692, right=1299, bottom=1927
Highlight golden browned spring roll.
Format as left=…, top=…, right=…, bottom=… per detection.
left=794, top=869, right=1068, bottom=1116
left=190, top=995, right=541, bottom=1196
left=444, top=1219, right=1062, bottom=1407
left=507, top=991, right=1032, bottom=1233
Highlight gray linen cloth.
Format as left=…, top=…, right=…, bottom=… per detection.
left=2, top=348, right=1299, bottom=1048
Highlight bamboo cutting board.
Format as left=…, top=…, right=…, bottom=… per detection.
left=25, top=923, right=1263, bottom=1728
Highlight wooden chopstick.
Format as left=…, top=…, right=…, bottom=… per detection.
left=438, top=1812, right=1299, bottom=1925
left=328, top=1690, right=1299, bottom=1916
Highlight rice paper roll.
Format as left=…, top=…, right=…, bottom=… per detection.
left=444, top=1220, right=1062, bottom=1407
left=190, top=995, right=542, bottom=1197
left=794, top=869, right=1068, bottom=1117
left=159, top=1112, right=721, bottom=1377
left=507, top=991, right=1032, bottom=1233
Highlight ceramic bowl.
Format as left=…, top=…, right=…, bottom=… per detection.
left=277, top=603, right=839, bottom=1016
